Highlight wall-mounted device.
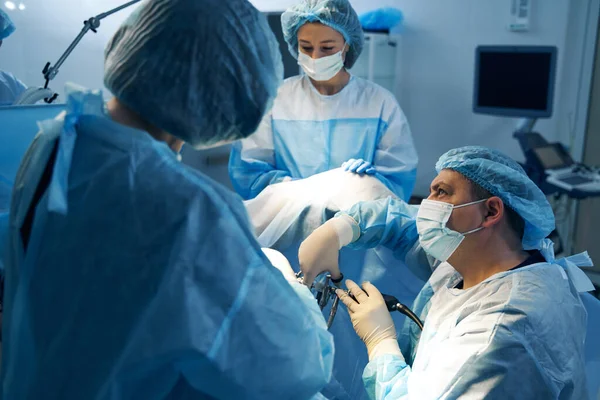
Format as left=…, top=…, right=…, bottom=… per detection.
left=508, top=0, right=532, bottom=32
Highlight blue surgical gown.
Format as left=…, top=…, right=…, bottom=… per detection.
left=338, top=197, right=593, bottom=399
left=1, top=86, right=334, bottom=399
left=0, top=70, right=26, bottom=106
left=229, top=75, right=418, bottom=201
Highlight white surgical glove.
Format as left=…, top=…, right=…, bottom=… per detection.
left=262, top=248, right=297, bottom=282
left=298, top=216, right=357, bottom=286
left=336, top=280, right=402, bottom=360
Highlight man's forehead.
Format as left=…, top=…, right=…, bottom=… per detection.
left=431, top=169, right=470, bottom=188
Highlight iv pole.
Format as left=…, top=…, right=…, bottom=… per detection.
left=40, top=0, right=142, bottom=104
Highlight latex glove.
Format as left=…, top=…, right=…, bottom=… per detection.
left=262, top=248, right=297, bottom=282
left=337, top=280, right=398, bottom=358
left=298, top=216, right=357, bottom=286
left=342, top=158, right=376, bottom=175
left=298, top=216, right=359, bottom=287
left=298, top=221, right=341, bottom=287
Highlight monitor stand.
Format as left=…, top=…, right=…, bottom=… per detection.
left=516, top=118, right=538, bottom=133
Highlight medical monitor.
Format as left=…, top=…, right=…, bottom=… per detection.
left=473, top=45, right=557, bottom=118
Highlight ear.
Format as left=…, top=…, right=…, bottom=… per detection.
left=343, top=43, right=350, bottom=57
left=342, top=44, right=350, bottom=65
left=481, top=197, right=504, bottom=228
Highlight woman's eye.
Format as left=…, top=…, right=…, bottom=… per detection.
left=322, top=47, right=334, bottom=51
left=438, top=188, right=448, bottom=196
left=301, top=47, right=313, bottom=52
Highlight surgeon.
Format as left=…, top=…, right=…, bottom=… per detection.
left=0, top=9, right=27, bottom=106
left=229, top=0, right=418, bottom=202
left=1, top=0, right=334, bottom=398
left=300, top=146, right=593, bottom=398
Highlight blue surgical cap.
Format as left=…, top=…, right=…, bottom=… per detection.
left=104, top=0, right=283, bottom=148
left=282, top=0, right=365, bottom=69
left=436, top=146, right=555, bottom=249
left=0, top=9, right=16, bottom=40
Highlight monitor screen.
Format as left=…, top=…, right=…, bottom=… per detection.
left=473, top=46, right=557, bottom=118
left=532, top=145, right=572, bottom=170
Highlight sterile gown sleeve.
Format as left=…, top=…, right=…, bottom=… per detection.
left=337, top=197, right=433, bottom=281
left=0, top=71, right=27, bottom=106
left=372, top=103, right=418, bottom=201
left=362, top=309, right=557, bottom=400
left=104, top=189, right=336, bottom=400
left=229, top=111, right=292, bottom=200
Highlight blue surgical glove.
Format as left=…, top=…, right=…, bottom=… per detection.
left=342, top=158, right=376, bottom=175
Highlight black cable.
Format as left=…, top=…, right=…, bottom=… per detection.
left=346, top=290, right=425, bottom=331
left=382, top=294, right=424, bottom=331
left=394, top=303, right=424, bottom=331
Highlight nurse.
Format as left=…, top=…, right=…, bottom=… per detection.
left=229, top=0, right=418, bottom=202
left=0, top=0, right=333, bottom=398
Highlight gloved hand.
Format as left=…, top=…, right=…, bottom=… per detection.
left=337, top=280, right=397, bottom=358
left=299, top=216, right=357, bottom=286
left=262, top=248, right=297, bottom=282
left=298, top=220, right=341, bottom=287
left=342, top=158, right=376, bottom=175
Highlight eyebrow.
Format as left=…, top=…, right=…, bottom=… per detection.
left=298, top=39, right=337, bottom=44
left=430, top=181, right=450, bottom=192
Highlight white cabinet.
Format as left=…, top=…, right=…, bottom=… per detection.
left=350, top=32, right=400, bottom=93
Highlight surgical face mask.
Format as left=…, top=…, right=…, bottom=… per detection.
left=298, top=49, right=345, bottom=82
left=416, top=198, right=488, bottom=262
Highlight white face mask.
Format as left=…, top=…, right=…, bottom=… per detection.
left=416, top=198, right=488, bottom=262
left=298, top=49, right=345, bottom=82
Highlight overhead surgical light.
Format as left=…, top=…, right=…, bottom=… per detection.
left=39, top=0, right=143, bottom=104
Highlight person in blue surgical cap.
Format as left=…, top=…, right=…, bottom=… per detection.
left=0, top=0, right=334, bottom=398
left=229, top=0, right=418, bottom=202
left=0, top=9, right=27, bottom=106
left=300, top=146, right=595, bottom=399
